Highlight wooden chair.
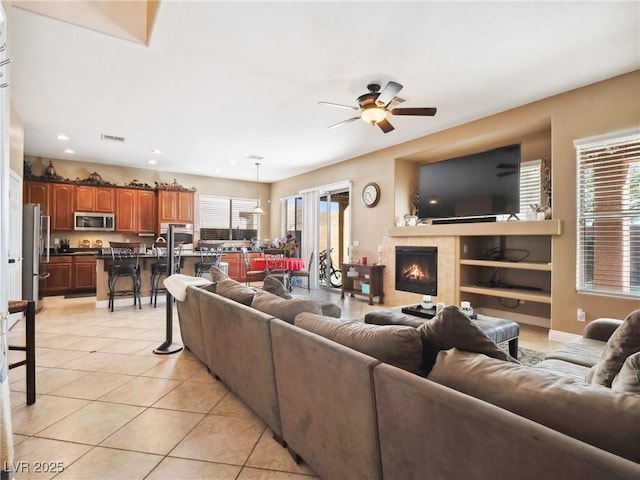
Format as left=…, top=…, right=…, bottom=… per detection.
left=241, top=246, right=266, bottom=286
left=290, top=250, right=313, bottom=291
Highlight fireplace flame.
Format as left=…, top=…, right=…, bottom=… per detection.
left=402, top=263, right=429, bottom=281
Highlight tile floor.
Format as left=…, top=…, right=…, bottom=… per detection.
left=7, top=287, right=562, bottom=479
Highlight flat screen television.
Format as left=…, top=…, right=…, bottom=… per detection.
left=418, top=143, right=521, bottom=221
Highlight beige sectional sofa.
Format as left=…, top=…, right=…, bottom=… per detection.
left=175, top=276, right=640, bottom=480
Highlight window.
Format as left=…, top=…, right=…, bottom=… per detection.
left=286, top=197, right=303, bottom=231
left=519, top=159, right=542, bottom=218
left=575, top=130, right=640, bottom=297
left=199, top=195, right=259, bottom=241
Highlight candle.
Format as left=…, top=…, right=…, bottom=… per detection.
left=377, top=245, right=383, bottom=253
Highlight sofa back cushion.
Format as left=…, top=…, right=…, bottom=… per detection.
left=428, top=348, right=640, bottom=463
left=251, top=290, right=322, bottom=324
left=263, top=275, right=293, bottom=299
left=611, top=351, right=640, bottom=393
left=296, top=313, right=424, bottom=375
left=215, top=278, right=256, bottom=306
left=590, top=309, right=640, bottom=387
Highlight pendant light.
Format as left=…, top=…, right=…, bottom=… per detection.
left=252, top=162, right=265, bottom=215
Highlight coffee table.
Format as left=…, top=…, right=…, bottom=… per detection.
left=364, top=306, right=520, bottom=359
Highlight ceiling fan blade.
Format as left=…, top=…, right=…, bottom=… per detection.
left=390, top=107, right=437, bottom=116
left=376, top=81, right=403, bottom=107
left=388, top=97, right=406, bottom=107
left=318, top=101, right=359, bottom=111
left=328, top=117, right=360, bottom=129
left=377, top=118, right=395, bottom=134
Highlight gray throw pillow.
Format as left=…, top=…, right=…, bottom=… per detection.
left=611, top=351, right=640, bottom=393
left=209, top=265, right=229, bottom=282
left=295, top=312, right=423, bottom=375
left=417, top=305, right=517, bottom=373
left=590, top=309, right=640, bottom=387
left=251, top=290, right=322, bottom=324
left=215, top=278, right=256, bottom=306
left=263, top=275, right=292, bottom=299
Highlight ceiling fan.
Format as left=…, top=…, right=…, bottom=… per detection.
left=319, top=81, right=437, bottom=134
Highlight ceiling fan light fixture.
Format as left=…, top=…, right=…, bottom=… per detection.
left=361, top=106, right=386, bottom=125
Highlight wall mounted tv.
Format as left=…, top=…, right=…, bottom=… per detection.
left=418, top=143, right=521, bottom=221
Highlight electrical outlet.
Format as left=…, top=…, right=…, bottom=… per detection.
left=353, top=240, right=359, bottom=247
left=577, top=308, right=586, bottom=322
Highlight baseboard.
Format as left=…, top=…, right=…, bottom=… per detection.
left=549, top=329, right=581, bottom=343
left=475, top=307, right=550, bottom=328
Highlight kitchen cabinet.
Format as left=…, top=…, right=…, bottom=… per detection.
left=42, top=256, right=73, bottom=296
left=158, top=190, right=194, bottom=224
left=50, top=183, right=75, bottom=231
left=115, top=188, right=156, bottom=233
left=73, top=255, right=97, bottom=291
left=23, top=181, right=50, bottom=215
left=76, top=185, right=115, bottom=213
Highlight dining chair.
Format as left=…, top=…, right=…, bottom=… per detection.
left=241, top=246, right=266, bottom=286
left=290, top=250, right=313, bottom=291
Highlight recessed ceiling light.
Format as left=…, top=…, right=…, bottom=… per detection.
left=64, top=148, right=74, bottom=154
left=229, top=160, right=236, bottom=165
left=148, top=159, right=157, bottom=165
left=56, top=134, right=69, bottom=141
left=215, top=168, right=222, bottom=173
left=151, top=149, right=162, bottom=155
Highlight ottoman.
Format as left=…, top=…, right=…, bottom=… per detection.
left=364, top=306, right=520, bottom=359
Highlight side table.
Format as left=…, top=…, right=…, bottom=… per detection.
left=340, top=263, right=385, bottom=305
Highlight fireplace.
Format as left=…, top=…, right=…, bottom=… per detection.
left=395, top=246, right=437, bottom=295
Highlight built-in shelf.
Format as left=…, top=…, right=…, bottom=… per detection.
left=460, top=285, right=552, bottom=304
left=460, top=259, right=552, bottom=271
left=388, top=219, right=561, bottom=237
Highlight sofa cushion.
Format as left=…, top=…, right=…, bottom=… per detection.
left=590, top=309, right=640, bottom=387
left=542, top=337, right=604, bottom=368
left=251, top=290, right=322, bottom=324
left=295, top=313, right=423, bottom=375
left=215, top=278, right=256, bottom=306
left=428, top=348, right=640, bottom=463
left=532, top=358, right=592, bottom=383
left=417, top=305, right=516, bottom=373
left=263, top=275, right=292, bottom=299
left=611, top=351, right=640, bottom=393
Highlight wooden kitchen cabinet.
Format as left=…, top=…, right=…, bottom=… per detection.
left=50, top=183, right=75, bottom=231
left=158, top=190, right=194, bottom=224
left=73, top=255, right=97, bottom=291
left=76, top=185, right=115, bottom=213
left=23, top=181, right=50, bottom=215
left=42, top=256, right=73, bottom=296
left=115, top=188, right=156, bottom=233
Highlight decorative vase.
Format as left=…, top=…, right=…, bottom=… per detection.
left=44, top=161, right=57, bottom=178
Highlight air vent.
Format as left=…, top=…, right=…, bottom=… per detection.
left=101, top=134, right=126, bottom=143
left=245, top=154, right=264, bottom=161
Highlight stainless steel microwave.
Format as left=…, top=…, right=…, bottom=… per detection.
left=74, top=212, right=115, bottom=231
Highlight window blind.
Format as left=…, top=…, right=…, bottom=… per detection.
left=519, top=159, right=542, bottom=217
left=575, top=131, right=640, bottom=297
left=199, top=195, right=258, bottom=241
left=286, top=197, right=303, bottom=231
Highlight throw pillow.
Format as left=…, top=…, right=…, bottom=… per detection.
left=590, top=309, right=640, bottom=387
left=215, top=278, right=256, bottom=306
left=251, top=290, right=322, bottom=324
left=295, top=312, right=423, bottom=375
left=209, top=265, right=229, bottom=282
left=611, top=351, right=640, bottom=393
left=263, top=275, right=292, bottom=299
left=417, top=305, right=517, bottom=373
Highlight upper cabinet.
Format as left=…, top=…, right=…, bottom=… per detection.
left=24, top=181, right=50, bottom=215
left=115, top=188, right=156, bottom=234
left=158, top=190, right=194, bottom=224
left=50, top=183, right=75, bottom=231
left=76, top=185, right=115, bottom=213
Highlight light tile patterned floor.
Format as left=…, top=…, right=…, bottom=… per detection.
left=7, top=287, right=560, bottom=479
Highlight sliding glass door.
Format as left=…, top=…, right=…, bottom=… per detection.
left=319, top=190, right=349, bottom=288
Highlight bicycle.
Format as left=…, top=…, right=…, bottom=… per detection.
left=318, top=248, right=343, bottom=288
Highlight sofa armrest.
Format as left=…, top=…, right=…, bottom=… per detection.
left=583, top=318, right=623, bottom=342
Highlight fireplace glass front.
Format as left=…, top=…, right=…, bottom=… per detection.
left=395, top=246, right=437, bottom=295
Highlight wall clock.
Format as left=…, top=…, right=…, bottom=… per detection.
left=362, top=182, right=380, bottom=208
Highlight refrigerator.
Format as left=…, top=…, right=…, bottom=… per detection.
left=22, top=203, right=50, bottom=311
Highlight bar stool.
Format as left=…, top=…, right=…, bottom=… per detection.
left=108, top=242, right=142, bottom=312
left=195, top=240, right=224, bottom=277
left=150, top=240, right=183, bottom=307
left=8, top=300, right=36, bottom=405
